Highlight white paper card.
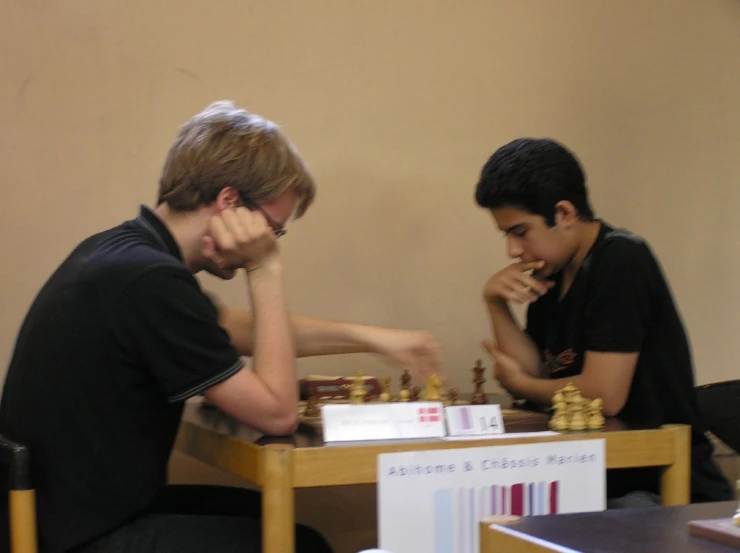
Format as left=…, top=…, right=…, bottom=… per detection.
left=321, top=402, right=446, bottom=442
left=445, top=404, right=505, bottom=436
left=378, top=439, right=606, bottom=553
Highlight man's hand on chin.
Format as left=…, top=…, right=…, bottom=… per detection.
left=204, top=263, right=237, bottom=280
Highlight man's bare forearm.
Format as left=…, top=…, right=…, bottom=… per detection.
left=247, top=260, right=297, bottom=408
left=219, top=309, right=383, bottom=358
left=288, top=315, right=387, bottom=356
left=504, top=352, right=636, bottom=416
left=487, top=300, right=542, bottom=377
left=512, top=374, right=589, bottom=406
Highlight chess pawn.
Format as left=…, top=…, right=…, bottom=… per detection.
left=399, top=388, right=410, bottom=402
left=580, top=396, right=591, bottom=412
left=473, top=359, right=485, bottom=382
left=549, top=402, right=569, bottom=432
left=550, top=414, right=569, bottom=432
left=471, top=391, right=488, bottom=405
left=552, top=391, right=565, bottom=405
left=561, top=382, right=577, bottom=404
left=379, top=376, right=392, bottom=402
left=400, top=369, right=411, bottom=391
left=561, top=382, right=577, bottom=394
left=587, top=398, right=605, bottom=430
left=409, top=386, right=421, bottom=402
left=349, top=370, right=367, bottom=404
left=304, top=394, right=321, bottom=418
left=568, top=401, right=587, bottom=431
left=570, top=390, right=583, bottom=407
left=448, top=388, right=459, bottom=406
left=349, top=387, right=366, bottom=404
left=552, top=399, right=567, bottom=413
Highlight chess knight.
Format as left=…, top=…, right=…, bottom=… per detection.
left=425, top=373, right=442, bottom=401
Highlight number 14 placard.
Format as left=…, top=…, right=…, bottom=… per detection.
left=444, top=404, right=505, bottom=436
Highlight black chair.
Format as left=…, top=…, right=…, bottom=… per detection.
left=696, top=379, right=740, bottom=454
left=0, top=435, right=37, bottom=553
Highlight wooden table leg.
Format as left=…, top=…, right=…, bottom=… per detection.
left=10, top=489, right=38, bottom=553
left=480, top=516, right=558, bottom=553
left=660, top=424, right=691, bottom=506
left=261, top=444, right=295, bottom=553
left=480, top=516, right=520, bottom=553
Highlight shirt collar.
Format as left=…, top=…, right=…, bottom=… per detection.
left=134, top=205, right=183, bottom=260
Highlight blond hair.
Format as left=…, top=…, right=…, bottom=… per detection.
left=157, top=100, right=315, bottom=217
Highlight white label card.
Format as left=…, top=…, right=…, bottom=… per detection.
left=444, top=404, right=505, bottom=436
left=321, top=402, right=446, bottom=442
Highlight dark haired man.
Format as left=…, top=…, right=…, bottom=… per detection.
left=475, top=137, right=731, bottom=507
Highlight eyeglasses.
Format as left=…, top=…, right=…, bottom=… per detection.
left=240, top=199, right=286, bottom=238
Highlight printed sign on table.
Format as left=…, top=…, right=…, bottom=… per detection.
left=378, top=440, right=605, bottom=553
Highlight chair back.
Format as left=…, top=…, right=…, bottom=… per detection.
left=696, top=380, right=740, bottom=454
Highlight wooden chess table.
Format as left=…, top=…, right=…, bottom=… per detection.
left=175, top=398, right=691, bottom=553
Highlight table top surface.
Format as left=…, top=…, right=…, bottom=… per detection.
left=494, top=501, right=739, bottom=553
left=181, top=398, right=656, bottom=451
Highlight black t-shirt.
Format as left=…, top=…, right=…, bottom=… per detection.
left=0, top=206, right=243, bottom=552
left=526, top=221, right=731, bottom=502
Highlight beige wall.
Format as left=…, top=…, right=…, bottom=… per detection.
left=2, top=0, right=740, bottom=394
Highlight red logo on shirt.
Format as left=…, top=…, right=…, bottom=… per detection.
left=418, top=407, right=441, bottom=423
left=544, top=348, right=577, bottom=374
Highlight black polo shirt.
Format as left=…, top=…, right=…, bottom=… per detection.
left=526, top=221, right=732, bottom=502
left=0, top=206, right=243, bottom=552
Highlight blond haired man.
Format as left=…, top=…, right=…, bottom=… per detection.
left=0, top=101, right=442, bottom=553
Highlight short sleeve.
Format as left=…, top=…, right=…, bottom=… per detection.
left=584, top=238, right=656, bottom=353
left=117, top=266, right=243, bottom=403
left=525, top=301, right=544, bottom=350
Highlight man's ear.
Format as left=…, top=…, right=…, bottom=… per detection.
left=553, top=201, right=578, bottom=228
left=215, top=187, right=240, bottom=211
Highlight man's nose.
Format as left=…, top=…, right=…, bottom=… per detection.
left=507, top=237, right=524, bottom=259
